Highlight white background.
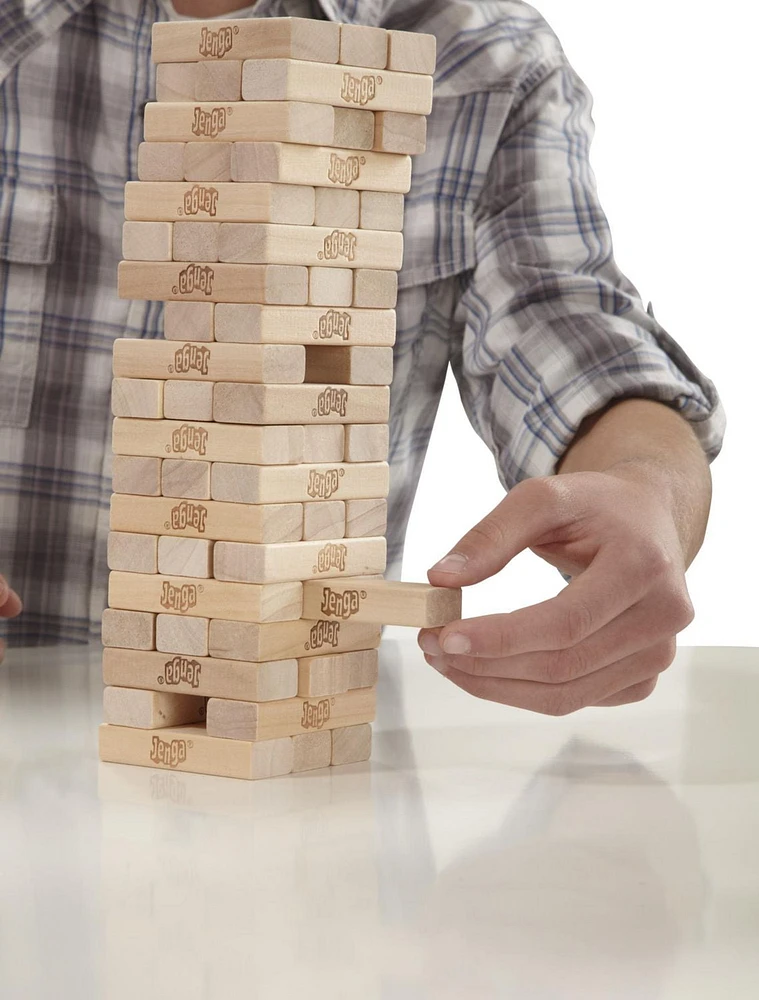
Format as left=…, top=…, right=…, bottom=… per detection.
left=403, top=0, right=758, bottom=646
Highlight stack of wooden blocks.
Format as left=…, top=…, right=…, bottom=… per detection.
left=98, top=16, right=461, bottom=781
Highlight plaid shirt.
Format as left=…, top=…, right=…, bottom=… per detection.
left=0, top=0, right=725, bottom=645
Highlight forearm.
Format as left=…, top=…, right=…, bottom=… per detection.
left=557, top=399, right=712, bottom=567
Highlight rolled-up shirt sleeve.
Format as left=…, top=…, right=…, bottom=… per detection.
left=452, top=57, right=726, bottom=489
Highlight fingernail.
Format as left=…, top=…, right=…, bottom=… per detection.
left=418, top=632, right=441, bottom=656
left=430, top=552, right=468, bottom=575
left=441, top=633, right=470, bottom=655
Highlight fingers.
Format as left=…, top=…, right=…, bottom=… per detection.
left=423, top=639, right=676, bottom=716
left=593, top=677, right=659, bottom=707
left=427, top=478, right=578, bottom=587
left=0, top=575, right=22, bottom=619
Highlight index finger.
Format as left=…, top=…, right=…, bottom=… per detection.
left=0, top=576, right=23, bottom=619
left=437, top=547, right=645, bottom=658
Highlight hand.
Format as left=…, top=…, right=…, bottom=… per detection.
left=0, top=574, right=23, bottom=665
left=418, top=471, right=695, bottom=715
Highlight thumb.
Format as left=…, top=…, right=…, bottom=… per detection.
left=427, top=479, right=565, bottom=587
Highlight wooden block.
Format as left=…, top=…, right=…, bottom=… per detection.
left=231, top=142, right=411, bottom=193
left=195, top=61, right=242, bottom=102
left=292, top=731, right=331, bottom=772
left=118, top=262, right=309, bottom=304
left=144, top=102, right=335, bottom=147
left=360, top=191, right=404, bottom=232
left=344, top=424, right=389, bottom=462
left=353, top=268, right=398, bottom=308
left=156, top=613, right=209, bottom=655
left=208, top=618, right=381, bottom=662
left=103, top=647, right=299, bottom=703
left=213, top=536, right=387, bottom=584
left=113, top=418, right=304, bottom=466
left=241, top=59, right=433, bottom=115
left=206, top=687, right=376, bottom=742
left=163, top=301, right=214, bottom=342
left=303, top=501, right=345, bottom=541
left=373, top=111, right=427, bottom=155
left=309, top=267, right=353, bottom=307
left=297, top=650, right=353, bottom=697
left=213, top=384, right=390, bottom=425
left=304, top=345, right=393, bottom=385
left=163, top=381, right=214, bottom=421
left=122, top=221, right=173, bottom=261
left=138, top=141, right=185, bottom=181
left=110, top=495, right=303, bottom=545
left=112, top=455, right=161, bottom=497
left=302, top=424, right=344, bottom=464
left=151, top=18, right=341, bottom=65
left=345, top=648, right=379, bottom=689
left=156, top=62, right=196, bottom=102
left=183, top=142, right=232, bottom=182
left=157, top=536, right=213, bottom=578
left=386, top=29, right=437, bottom=75
left=302, top=578, right=462, bottom=628
left=107, top=531, right=159, bottom=574
left=313, top=188, right=360, bottom=229
left=125, top=181, right=314, bottom=224
left=99, top=723, right=295, bottom=780
left=162, top=459, right=211, bottom=500
left=111, top=377, right=164, bottom=419
left=113, top=340, right=305, bottom=383
left=214, top=304, right=396, bottom=346
left=331, top=723, right=372, bottom=765
left=109, top=571, right=303, bottom=623
left=332, top=108, right=374, bottom=150
left=210, top=461, right=390, bottom=504
left=101, top=608, right=156, bottom=650
left=219, top=223, right=403, bottom=270
left=339, top=24, right=388, bottom=70
left=103, top=686, right=206, bottom=729
left=173, top=221, right=220, bottom=262
left=345, top=498, right=387, bottom=538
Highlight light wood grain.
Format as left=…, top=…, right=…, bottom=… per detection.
left=163, top=381, right=214, bottom=421
left=359, top=190, right=404, bottom=231
left=292, top=731, right=332, bottom=771
left=118, top=261, right=309, bottom=304
left=339, top=24, right=387, bottom=69
left=302, top=424, right=344, bottom=464
left=156, top=613, right=209, bottom=656
left=107, top=531, right=159, bottom=574
left=109, top=571, right=303, bottom=624
left=157, top=536, right=213, bottom=578
left=138, top=141, right=185, bottom=181
left=298, top=648, right=378, bottom=697
left=373, top=111, right=427, bottom=155
left=113, top=339, right=305, bottom=383
left=144, top=101, right=335, bottom=147
left=313, top=187, right=360, bottom=229
left=156, top=63, right=196, bottom=102
left=210, top=461, right=389, bottom=504
left=110, top=495, right=303, bottom=545
left=163, top=301, right=214, bottom=342
left=111, top=377, right=164, bottom=419
left=302, top=578, right=462, bottom=628
left=151, top=18, right=340, bottom=64
left=183, top=142, right=232, bottom=182
left=303, top=501, right=345, bottom=541
left=213, top=383, right=389, bottom=425
left=353, top=268, right=398, bottom=308
left=208, top=618, right=381, bottom=662
left=213, top=536, right=386, bottom=584
left=122, top=221, right=173, bottom=261
left=113, top=418, right=304, bottom=465
left=173, top=221, right=220, bottom=262
left=304, top=345, right=393, bottom=385
left=231, top=141, right=411, bottom=192
left=332, top=108, right=374, bottom=150
left=213, top=304, right=395, bottom=346
left=308, top=266, right=353, bottom=307
left=103, top=647, right=299, bottom=702
left=194, top=60, right=242, bottom=102
left=344, top=424, right=389, bottom=462
left=124, top=181, right=314, bottom=224
left=99, top=723, right=295, bottom=780
left=112, top=455, right=162, bottom=497
left=101, top=608, right=156, bottom=650
left=331, top=723, right=372, bottom=765
left=344, top=498, right=387, bottom=538
left=103, top=686, right=207, bottom=729
left=219, top=223, right=403, bottom=270
left=386, top=29, right=437, bottom=75
left=161, top=458, right=211, bottom=500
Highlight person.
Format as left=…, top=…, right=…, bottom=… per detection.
left=0, top=0, right=725, bottom=713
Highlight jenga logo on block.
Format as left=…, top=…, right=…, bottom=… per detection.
left=307, top=467, right=344, bottom=499
left=306, top=619, right=341, bottom=650
left=183, top=185, right=219, bottom=217
left=160, top=580, right=198, bottom=613
left=150, top=736, right=189, bottom=768
left=312, top=386, right=348, bottom=418
left=340, top=72, right=380, bottom=106
left=318, top=230, right=357, bottom=263
left=191, top=106, right=228, bottom=138
left=313, top=309, right=351, bottom=341
left=159, top=655, right=203, bottom=689
left=314, top=542, right=347, bottom=574
left=320, top=586, right=365, bottom=620
left=174, top=264, right=215, bottom=296
left=300, top=698, right=331, bottom=730
left=198, top=24, right=238, bottom=58
left=169, top=501, right=208, bottom=533
left=172, top=344, right=211, bottom=375
left=170, top=424, right=208, bottom=456
left=327, top=153, right=364, bottom=187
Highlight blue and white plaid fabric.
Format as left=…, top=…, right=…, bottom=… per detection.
left=0, top=0, right=725, bottom=644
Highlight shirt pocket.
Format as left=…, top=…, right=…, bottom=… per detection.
left=0, top=178, right=58, bottom=428
left=399, top=194, right=476, bottom=291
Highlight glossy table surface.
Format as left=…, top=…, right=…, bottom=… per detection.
left=1, top=637, right=758, bottom=999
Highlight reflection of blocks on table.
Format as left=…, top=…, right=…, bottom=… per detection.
left=100, top=15, right=446, bottom=781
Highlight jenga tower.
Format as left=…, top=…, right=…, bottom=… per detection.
left=98, top=17, right=460, bottom=780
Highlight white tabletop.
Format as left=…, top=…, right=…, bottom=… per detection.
left=1, top=636, right=758, bottom=999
